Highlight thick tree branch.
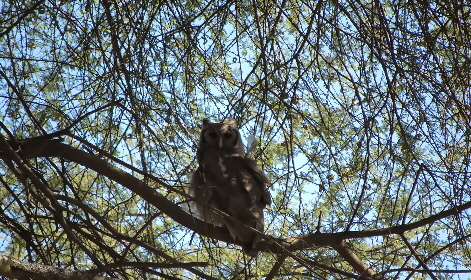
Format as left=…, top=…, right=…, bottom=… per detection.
left=0, top=254, right=205, bottom=280
left=1, top=137, right=234, bottom=243
left=3, top=137, right=471, bottom=257
left=264, top=252, right=288, bottom=280
left=333, top=241, right=378, bottom=279
left=0, top=254, right=112, bottom=280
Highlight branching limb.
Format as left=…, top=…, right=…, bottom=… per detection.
left=265, top=252, right=288, bottom=280
left=333, top=241, right=379, bottom=278
left=4, top=137, right=471, bottom=278
left=400, top=233, right=439, bottom=280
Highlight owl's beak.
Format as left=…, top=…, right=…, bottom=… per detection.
left=218, top=137, right=223, bottom=148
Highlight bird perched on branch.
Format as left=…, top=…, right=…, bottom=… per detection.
left=189, top=118, right=271, bottom=256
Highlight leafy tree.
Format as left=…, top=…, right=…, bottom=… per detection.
left=0, top=0, right=470, bottom=279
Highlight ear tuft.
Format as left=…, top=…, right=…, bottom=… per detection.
left=202, top=118, right=211, bottom=126
left=226, top=118, right=237, bottom=127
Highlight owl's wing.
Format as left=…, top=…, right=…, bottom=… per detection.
left=216, top=156, right=271, bottom=256
left=242, top=157, right=271, bottom=207
left=189, top=167, right=225, bottom=226
left=191, top=151, right=271, bottom=256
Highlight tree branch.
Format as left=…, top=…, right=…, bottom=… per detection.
left=265, top=252, right=288, bottom=280
left=333, top=241, right=378, bottom=279
left=0, top=254, right=112, bottom=280
left=3, top=137, right=471, bottom=257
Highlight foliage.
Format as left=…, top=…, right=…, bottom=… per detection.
left=0, top=0, right=470, bottom=279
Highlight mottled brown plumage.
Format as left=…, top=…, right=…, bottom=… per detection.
left=189, top=119, right=271, bottom=256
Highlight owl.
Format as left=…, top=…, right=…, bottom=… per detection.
left=189, top=118, right=271, bottom=256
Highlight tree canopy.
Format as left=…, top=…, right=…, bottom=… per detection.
left=0, top=0, right=470, bottom=279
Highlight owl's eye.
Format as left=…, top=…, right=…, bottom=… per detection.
left=223, top=130, right=238, bottom=144
left=203, top=129, right=218, bottom=142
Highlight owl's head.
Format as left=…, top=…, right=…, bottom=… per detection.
left=199, top=118, right=245, bottom=156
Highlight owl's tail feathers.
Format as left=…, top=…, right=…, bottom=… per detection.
left=243, top=244, right=259, bottom=257
left=243, top=231, right=264, bottom=256
left=226, top=223, right=263, bottom=257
